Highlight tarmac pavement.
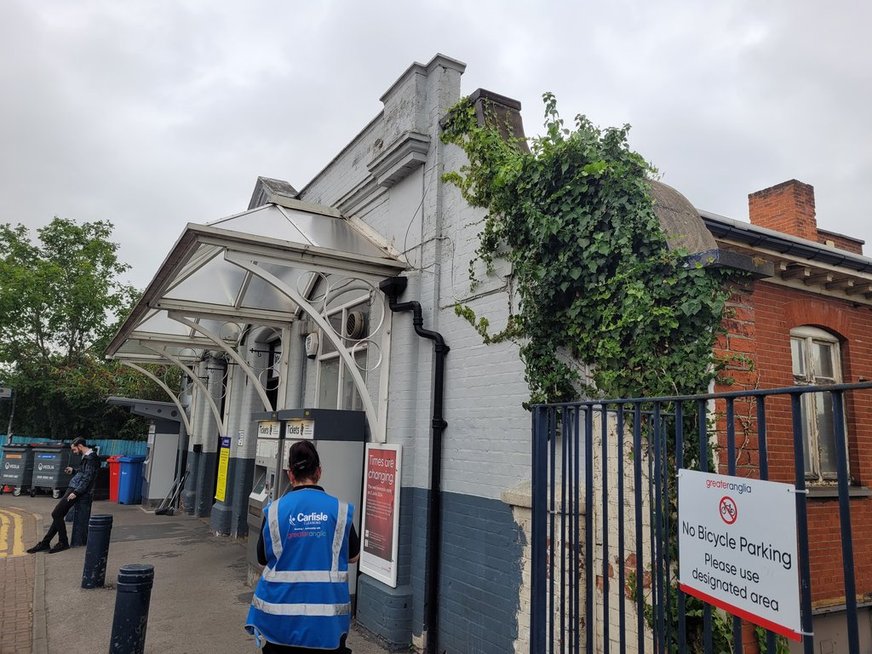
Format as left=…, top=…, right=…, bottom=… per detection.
left=0, top=493, right=397, bottom=654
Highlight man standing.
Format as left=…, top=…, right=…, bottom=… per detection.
left=27, top=437, right=100, bottom=554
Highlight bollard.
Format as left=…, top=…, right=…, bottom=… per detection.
left=71, top=494, right=94, bottom=547
left=109, top=564, right=154, bottom=654
left=81, top=514, right=113, bottom=589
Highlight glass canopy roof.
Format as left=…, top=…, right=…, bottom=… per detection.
left=105, top=199, right=406, bottom=364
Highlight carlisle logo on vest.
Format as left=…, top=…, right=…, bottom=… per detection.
left=289, top=511, right=329, bottom=528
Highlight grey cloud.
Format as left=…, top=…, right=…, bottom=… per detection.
left=2, top=0, right=871, bottom=289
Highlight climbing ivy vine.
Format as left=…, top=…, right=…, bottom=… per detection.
left=442, top=95, right=787, bottom=652
left=441, top=93, right=733, bottom=404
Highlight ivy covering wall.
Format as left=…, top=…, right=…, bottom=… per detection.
left=441, top=93, right=734, bottom=404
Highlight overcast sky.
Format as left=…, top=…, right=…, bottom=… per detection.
left=2, top=1, right=870, bottom=289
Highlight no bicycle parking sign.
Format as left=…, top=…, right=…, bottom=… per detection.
left=678, top=469, right=803, bottom=641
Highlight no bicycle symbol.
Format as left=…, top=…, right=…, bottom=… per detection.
left=719, top=496, right=738, bottom=525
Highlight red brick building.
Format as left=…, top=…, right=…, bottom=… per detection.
left=705, top=180, right=872, bottom=651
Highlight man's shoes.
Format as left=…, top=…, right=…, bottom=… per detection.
left=48, top=542, right=69, bottom=554
left=26, top=542, right=50, bottom=554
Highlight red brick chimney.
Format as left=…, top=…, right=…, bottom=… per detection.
left=748, top=179, right=817, bottom=241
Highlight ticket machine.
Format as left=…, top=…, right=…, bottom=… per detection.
left=247, top=409, right=366, bottom=597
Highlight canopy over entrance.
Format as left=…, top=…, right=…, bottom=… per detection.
left=106, top=194, right=406, bottom=439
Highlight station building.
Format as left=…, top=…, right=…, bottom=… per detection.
left=107, top=54, right=534, bottom=653
left=107, top=53, right=872, bottom=653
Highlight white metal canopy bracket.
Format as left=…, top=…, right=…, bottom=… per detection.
left=141, top=344, right=227, bottom=436
left=167, top=312, right=273, bottom=412
left=120, top=361, right=193, bottom=435
left=223, top=249, right=385, bottom=440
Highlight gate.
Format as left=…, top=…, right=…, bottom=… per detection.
left=530, top=383, right=871, bottom=654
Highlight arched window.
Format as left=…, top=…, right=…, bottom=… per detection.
left=790, top=326, right=845, bottom=481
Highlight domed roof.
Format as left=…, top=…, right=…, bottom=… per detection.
left=648, top=180, right=716, bottom=254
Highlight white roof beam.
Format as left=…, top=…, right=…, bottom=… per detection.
left=143, top=345, right=226, bottom=436
left=120, top=361, right=193, bottom=435
left=168, top=311, right=272, bottom=412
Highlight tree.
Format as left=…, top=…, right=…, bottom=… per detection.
left=0, top=217, right=169, bottom=439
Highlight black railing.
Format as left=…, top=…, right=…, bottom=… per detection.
left=530, top=382, right=872, bottom=654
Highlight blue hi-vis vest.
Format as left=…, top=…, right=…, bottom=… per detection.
left=246, top=489, right=353, bottom=649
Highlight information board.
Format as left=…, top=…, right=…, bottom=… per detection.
left=214, top=436, right=231, bottom=502
left=678, top=469, right=803, bottom=641
left=360, top=443, right=402, bottom=587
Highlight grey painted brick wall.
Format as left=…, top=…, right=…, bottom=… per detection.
left=358, top=487, right=524, bottom=654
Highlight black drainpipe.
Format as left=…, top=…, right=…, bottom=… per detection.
left=379, top=276, right=449, bottom=654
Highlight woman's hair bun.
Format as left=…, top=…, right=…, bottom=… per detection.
left=288, top=440, right=320, bottom=479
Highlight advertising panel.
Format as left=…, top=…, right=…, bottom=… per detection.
left=678, top=469, right=802, bottom=641
left=360, top=443, right=402, bottom=587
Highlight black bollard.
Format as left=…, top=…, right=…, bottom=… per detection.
left=81, top=514, right=113, bottom=589
left=109, top=564, right=154, bottom=654
left=71, top=494, right=94, bottom=547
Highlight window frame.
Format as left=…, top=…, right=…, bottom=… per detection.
left=314, top=292, right=370, bottom=411
left=789, top=325, right=847, bottom=482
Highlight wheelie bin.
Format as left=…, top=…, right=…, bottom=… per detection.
left=0, top=444, right=35, bottom=496
left=108, top=455, right=123, bottom=502
left=32, top=443, right=76, bottom=499
left=118, top=455, right=146, bottom=504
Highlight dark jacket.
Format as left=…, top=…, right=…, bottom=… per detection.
left=69, top=450, right=100, bottom=496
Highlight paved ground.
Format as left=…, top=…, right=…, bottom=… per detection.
left=0, top=493, right=397, bottom=654
left=0, top=499, right=40, bottom=654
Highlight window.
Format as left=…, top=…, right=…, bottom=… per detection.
left=265, top=339, right=282, bottom=410
left=315, top=296, right=369, bottom=411
left=790, top=326, right=846, bottom=481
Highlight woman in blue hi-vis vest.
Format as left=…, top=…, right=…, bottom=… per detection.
left=246, top=440, right=360, bottom=653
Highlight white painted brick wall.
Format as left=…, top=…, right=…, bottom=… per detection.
left=504, top=413, right=657, bottom=654
left=295, top=55, right=533, bottom=503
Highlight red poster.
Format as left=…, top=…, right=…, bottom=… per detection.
left=363, top=448, right=397, bottom=561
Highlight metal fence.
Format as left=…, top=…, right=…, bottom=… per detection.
left=530, top=382, right=871, bottom=654
left=2, top=435, right=147, bottom=457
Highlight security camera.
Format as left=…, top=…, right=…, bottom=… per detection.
left=304, top=333, right=319, bottom=359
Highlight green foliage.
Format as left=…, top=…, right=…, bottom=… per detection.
left=0, top=217, right=169, bottom=439
left=443, top=93, right=755, bottom=651
left=755, top=627, right=790, bottom=654
left=441, top=93, right=733, bottom=403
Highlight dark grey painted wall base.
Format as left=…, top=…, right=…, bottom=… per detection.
left=356, top=487, right=524, bottom=654
left=194, top=450, right=217, bottom=518
left=210, top=501, right=232, bottom=534
left=179, top=449, right=219, bottom=518
left=209, top=456, right=254, bottom=536
left=230, top=457, right=254, bottom=538
left=181, top=449, right=200, bottom=515
left=356, top=577, right=413, bottom=650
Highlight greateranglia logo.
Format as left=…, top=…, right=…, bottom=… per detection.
left=705, top=478, right=752, bottom=494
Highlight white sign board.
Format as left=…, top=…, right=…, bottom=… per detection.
left=285, top=419, right=314, bottom=440
left=360, top=443, right=402, bottom=587
left=0, top=387, right=12, bottom=399
left=257, top=420, right=281, bottom=439
left=678, top=469, right=803, bottom=641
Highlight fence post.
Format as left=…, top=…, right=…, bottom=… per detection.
left=530, top=406, right=547, bottom=654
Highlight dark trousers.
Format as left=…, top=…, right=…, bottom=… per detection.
left=41, top=490, right=77, bottom=547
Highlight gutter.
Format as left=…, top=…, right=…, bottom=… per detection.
left=700, top=210, right=872, bottom=274
left=378, top=276, right=449, bottom=654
